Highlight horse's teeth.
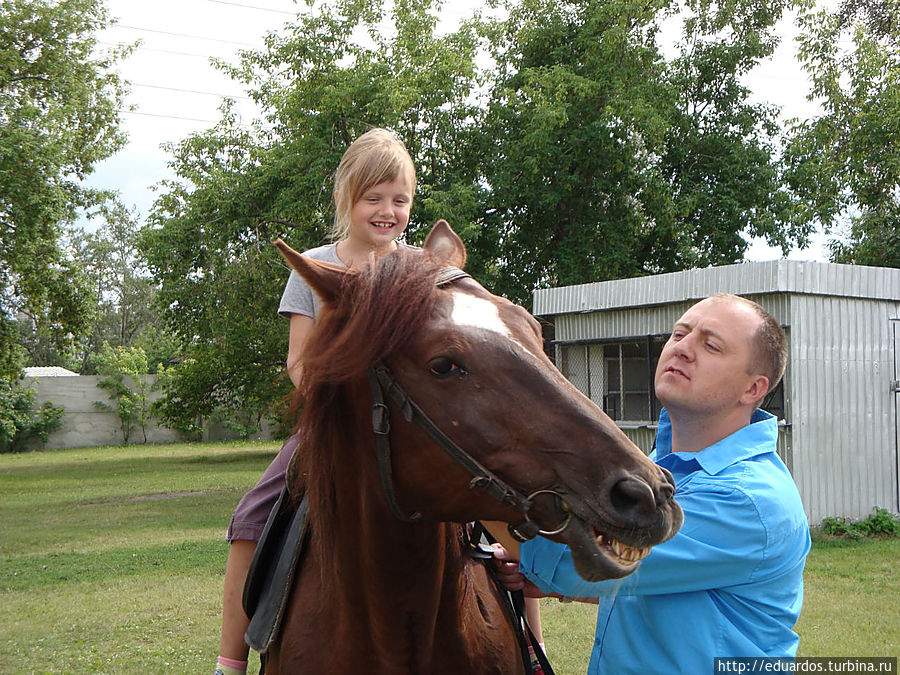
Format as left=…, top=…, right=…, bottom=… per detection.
left=596, top=533, right=651, bottom=564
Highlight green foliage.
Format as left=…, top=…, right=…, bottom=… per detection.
left=0, top=0, right=130, bottom=379
left=150, top=360, right=209, bottom=442
left=91, top=343, right=152, bottom=443
left=784, top=0, right=900, bottom=267
left=139, top=0, right=480, bottom=426
left=65, top=202, right=172, bottom=373
left=478, top=0, right=807, bottom=304
left=820, top=508, right=900, bottom=539
left=0, top=378, right=64, bottom=453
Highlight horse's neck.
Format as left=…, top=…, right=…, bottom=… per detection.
left=311, top=436, right=470, bottom=633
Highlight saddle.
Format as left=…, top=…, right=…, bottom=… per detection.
left=242, top=485, right=309, bottom=653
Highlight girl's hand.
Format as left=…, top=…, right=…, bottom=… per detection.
left=490, top=544, right=546, bottom=598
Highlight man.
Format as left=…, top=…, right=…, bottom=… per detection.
left=489, top=293, right=810, bottom=674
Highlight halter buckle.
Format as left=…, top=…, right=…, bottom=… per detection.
left=372, top=403, right=390, bottom=435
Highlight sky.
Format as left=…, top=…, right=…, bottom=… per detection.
left=84, top=0, right=832, bottom=261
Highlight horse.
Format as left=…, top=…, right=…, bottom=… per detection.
left=266, top=220, right=683, bottom=673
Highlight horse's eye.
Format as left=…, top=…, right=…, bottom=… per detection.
left=428, top=357, right=465, bottom=378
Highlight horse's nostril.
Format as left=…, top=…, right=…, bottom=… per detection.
left=657, top=467, right=676, bottom=503
left=657, top=481, right=675, bottom=503
left=610, top=476, right=657, bottom=516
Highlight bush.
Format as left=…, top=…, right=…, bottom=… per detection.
left=0, top=378, right=64, bottom=453
left=91, top=344, right=152, bottom=443
left=150, top=360, right=207, bottom=442
left=820, top=508, right=900, bottom=539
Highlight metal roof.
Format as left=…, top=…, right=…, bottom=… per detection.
left=23, top=366, right=79, bottom=377
left=533, top=259, right=900, bottom=316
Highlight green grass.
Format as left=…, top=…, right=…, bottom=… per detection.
left=2, top=443, right=898, bottom=673
left=1, top=442, right=278, bottom=675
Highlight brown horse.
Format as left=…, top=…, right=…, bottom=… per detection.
left=267, top=221, right=682, bottom=673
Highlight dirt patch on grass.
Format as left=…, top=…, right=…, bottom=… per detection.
left=78, top=488, right=244, bottom=505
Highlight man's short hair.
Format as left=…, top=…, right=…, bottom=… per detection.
left=708, top=293, right=787, bottom=396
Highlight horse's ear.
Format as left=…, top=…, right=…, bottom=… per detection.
left=274, top=239, right=347, bottom=304
left=423, top=219, right=466, bottom=269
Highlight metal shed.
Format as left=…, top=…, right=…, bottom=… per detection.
left=533, top=259, right=900, bottom=525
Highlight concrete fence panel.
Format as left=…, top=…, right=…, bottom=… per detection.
left=22, top=375, right=277, bottom=449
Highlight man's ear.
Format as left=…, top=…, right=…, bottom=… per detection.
left=740, top=374, right=770, bottom=408
left=274, top=239, right=349, bottom=305
left=423, top=219, right=466, bottom=269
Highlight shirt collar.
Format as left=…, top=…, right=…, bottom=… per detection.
left=654, top=408, right=778, bottom=475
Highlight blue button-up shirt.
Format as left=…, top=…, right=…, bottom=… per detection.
left=520, top=409, right=810, bottom=674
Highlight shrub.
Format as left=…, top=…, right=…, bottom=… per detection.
left=820, top=508, right=900, bottom=539
left=859, top=508, right=900, bottom=536
left=0, top=378, right=64, bottom=453
left=150, top=360, right=207, bottom=442
left=91, top=344, right=152, bottom=443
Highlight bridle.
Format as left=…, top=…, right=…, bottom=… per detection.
left=364, top=266, right=574, bottom=542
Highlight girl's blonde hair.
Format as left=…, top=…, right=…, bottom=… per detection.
left=332, top=128, right=417, bottom=241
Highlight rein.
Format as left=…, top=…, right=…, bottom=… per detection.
left=364, top=266, right=573, bottom=541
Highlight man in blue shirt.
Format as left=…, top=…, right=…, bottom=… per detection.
left=489, top=293, right=810, bottom=673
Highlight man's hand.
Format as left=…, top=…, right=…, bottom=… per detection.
left=490, top=543, right=547, bottom=598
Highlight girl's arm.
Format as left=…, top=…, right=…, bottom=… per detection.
left=286, top=313, right=315, bottom=387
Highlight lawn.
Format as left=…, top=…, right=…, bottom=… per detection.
left=2, top=443, right=898, bottom=673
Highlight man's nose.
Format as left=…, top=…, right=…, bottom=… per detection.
left=672, top=336, right=695, bottom=360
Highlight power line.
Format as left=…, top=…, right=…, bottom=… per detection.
left=120, top=109, right=253, bottom=128
left=120, top=110, right=220, bottom=124
left=98, top=40, right=240, bottom=64
left=131, top=81, right=253, bottom=100
left=112, top=23, right=262, bottom=49
left=207, top=0, right=296, bottom=15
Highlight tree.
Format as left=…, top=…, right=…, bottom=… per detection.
left=477, top=0, right=809, bottom=304
left=784, top=0, right=900, bottom=267
left=68, top=203, right=170, bottom=372
left=0, top=378, right=63, bottom=453
left=0, top=0, right=129, bottom=380
left=91, top=343, right=152, bottom=443
left=16, top=204, right=171, bottom=373
left=140, top=0, right=483, bottom=428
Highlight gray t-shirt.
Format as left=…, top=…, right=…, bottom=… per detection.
left=277, top=242, right=419, bottom=319
left=278, top=243, right=344, bottom=319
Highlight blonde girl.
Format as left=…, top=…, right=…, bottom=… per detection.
left=214, top=128, right=543, bottom=675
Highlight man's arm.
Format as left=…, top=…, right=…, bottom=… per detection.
left=516, top=485, right=798, bottom=600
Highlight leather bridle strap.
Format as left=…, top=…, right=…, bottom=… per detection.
left=363, top=265, right=470, bottom=523
left=367, top=361, right=542, bottom=536
left=367, top=366, right=423, bottom=523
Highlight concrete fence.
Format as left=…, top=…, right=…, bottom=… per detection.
left=23, top=375, right=276, bottom=450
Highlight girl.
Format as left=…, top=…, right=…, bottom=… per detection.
left=214, top=128, right=544, bottom=675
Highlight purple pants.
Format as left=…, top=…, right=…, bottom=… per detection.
left=226, top=433, right=301, bottom=542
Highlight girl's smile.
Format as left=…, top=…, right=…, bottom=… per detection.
left=347, top=176, right=413, bottom=251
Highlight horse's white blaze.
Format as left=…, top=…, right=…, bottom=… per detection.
left=450, top=291, right=511, bottom=337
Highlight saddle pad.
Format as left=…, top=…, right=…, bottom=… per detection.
left=243, top=487, right=309, bottom=653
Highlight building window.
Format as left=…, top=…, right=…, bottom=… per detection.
left=557, top=336, right=666, bottom=423
left=602, top=339, right=666, bottom=422
left=557, top=336, right=788, bottom=424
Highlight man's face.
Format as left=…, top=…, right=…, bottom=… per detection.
left=654, top=297, right=764, bottom=417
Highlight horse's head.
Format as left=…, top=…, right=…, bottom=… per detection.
left=275, top=221, right=682, bottom=582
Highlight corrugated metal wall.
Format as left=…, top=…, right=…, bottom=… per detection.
left=788, top=295, right=900, bottom=523
left=534, top=260, right=900, bottom=316
left=537, top=261, right=900, bottom=525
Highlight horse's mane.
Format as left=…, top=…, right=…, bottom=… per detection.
left=288, top=247, right=444, bottom=559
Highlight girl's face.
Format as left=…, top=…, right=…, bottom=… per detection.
left=348, top=175, right=413, bottom=250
